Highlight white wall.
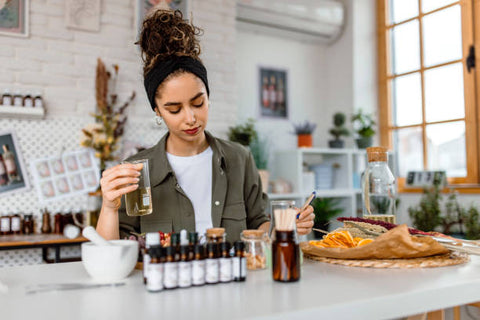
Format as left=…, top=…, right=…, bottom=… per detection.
left=235, top=31, right=328, bottom=153
left=0, top=0, right=237, bottom=214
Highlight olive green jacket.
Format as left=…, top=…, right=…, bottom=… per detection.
left=118, top=131, right=270, bottom=243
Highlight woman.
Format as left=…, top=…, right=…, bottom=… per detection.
left=96, top=9, right=314, bottom=243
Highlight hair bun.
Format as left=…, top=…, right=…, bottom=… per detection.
left=137, top=9, right=203, bottom=75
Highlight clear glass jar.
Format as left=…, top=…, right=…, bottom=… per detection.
left=361, top=147, right=397, bottom=223
left=240, top=230, right=268, bottom=270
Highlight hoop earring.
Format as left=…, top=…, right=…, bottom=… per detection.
left=155, top=115, right=163, bottom=126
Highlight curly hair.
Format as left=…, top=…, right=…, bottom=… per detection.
left=136, top=9, right=203, bottom=76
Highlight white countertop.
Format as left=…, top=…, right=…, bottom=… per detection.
left=2, top=257, right=480, bottom=320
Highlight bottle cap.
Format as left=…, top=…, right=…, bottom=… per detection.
left=366, top=146, right=388, bottom=162
left=145, top=232, right=160, bottom=246
left=179, top=229, right=188, bottom=246
left=234, top=241, right=245, bottom=251
left=171, top=233, right=180, bottom=246
left=189, top=232, right=198, bottom=244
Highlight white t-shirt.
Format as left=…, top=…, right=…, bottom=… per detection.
left=166, top=147, right=213, bottom=236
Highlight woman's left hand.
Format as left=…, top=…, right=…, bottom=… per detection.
left=296, top=205, right=315, bottom=236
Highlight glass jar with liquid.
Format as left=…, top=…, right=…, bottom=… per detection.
left=362, top=147, right=397, bottom=224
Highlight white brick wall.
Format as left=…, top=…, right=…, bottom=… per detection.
left=1, top=0, right=237, bottom=135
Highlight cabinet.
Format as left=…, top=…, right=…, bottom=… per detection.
left=269, top=148, right=368, bottom=231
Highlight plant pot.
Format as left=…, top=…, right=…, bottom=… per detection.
left=328, top=139, right=344, bottom=148
left=355, top=136, right=373, bottom=149
left=313, top=221, right=330, bottom=239
left=297, top=134, right=312, bottom=148
left=258, top=169, right=270, bottom=194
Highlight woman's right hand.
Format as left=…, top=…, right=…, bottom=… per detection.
left=100, top=163, right=143, bottom=211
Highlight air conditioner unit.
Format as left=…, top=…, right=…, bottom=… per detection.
left=236, top=0, right=345, bottom=44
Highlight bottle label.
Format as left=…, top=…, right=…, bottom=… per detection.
left=178, top=261, right=192, bottom=287
left=232, top=257, right=240, bottom=278
left=219, top=258, right=232, bottom=282
left=3, top=97, right=12, bottom=106
left=163, top=262, right=178, bottom=288
left=11, top=217, right=20, bottom=232
left=34, top=98, right=43, bottom=108
left=0, top=218, right=9, bottom=232
left=240, top=257, right=247, bottom=278
left=143, top=254, right=151, bottom=281
left=14, top=97, right=22, bottom=106
left=205, top=259, right=219, bottom=283
left=24, top=99, right=33, bottom=108
left=146, top=263, right=163, bottom=292
left=192, top=260, right=205, bottom=285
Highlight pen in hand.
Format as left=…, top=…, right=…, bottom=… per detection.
left=296, top=191, right=316, bottom=219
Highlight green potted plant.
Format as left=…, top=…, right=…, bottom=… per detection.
left=328, top=112, right=350, bottom=148
left=408, top=186, right=442, bottom=232
left=311, top=197, right=343, bottom=239
left=292, top=120, right=317, bottom=148
left=250, top=136, right=270, bottom=193
left=228, top=118, right=258, bottom=146
left=351, top=109, right=376, bottom=149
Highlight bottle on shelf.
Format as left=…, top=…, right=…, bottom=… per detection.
left=23, top=92, right=33, bottom=108
left=11, top=214, right=21, bottom=235
left=0, top=214, right=11, bottom=235
left=2, top=89, right=12, bottom=106
left=361, top=146, right=397, bottom=224
left=22, top=214, right=34, bottom=235
left=33, top=90, right=43, bottom=108
left=13, top=89, right=23, bottom=107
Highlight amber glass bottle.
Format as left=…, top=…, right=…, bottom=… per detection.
left=272, top=230, right=300, bottom=282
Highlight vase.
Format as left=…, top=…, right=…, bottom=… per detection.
left=355, top=137, right=373, bottom=149
left=328, top=139, right=344, bottom=148
left=297, top=134, right=312, bottom=148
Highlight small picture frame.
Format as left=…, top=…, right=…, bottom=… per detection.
left=258, top=66, right=288, bottom=119
left=0, top=0, right=29, bottom=38
left=134, top=0, right=190, bottom=40
left=405, top=170, right=447, bottom=188
left=65, top=0, right=101, bottom=32
left=0, top=130, right=30, bottom=196
left=30, top=149, right=99, bottom=203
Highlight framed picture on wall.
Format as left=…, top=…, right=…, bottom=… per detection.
left=0, top=0, right=29, bottom=37
left=65, top=0, right=101, bottom=32
left=259, top=67, right=288, bottom=119
left=0, top=131, right=30, bottom=196
left=134, top=0, right=190, bottom=40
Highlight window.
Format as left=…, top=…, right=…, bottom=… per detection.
left=377, top=0, right=480, bottom=191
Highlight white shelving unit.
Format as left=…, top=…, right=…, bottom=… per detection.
left=0, top=105, right=46, bottom=120
left=268, top=148, right=367, bottom=230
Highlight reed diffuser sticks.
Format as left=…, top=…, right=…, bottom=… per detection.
left=274, top=208, right=297, bottom=231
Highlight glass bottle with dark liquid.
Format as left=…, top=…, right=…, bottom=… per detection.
left=272, top=230, right=300, bottom=282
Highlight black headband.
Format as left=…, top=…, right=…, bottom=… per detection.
left=144, top=56, right=210, bottom=111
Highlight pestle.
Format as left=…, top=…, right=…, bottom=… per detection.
left=82, top=226, right=112, bottom=246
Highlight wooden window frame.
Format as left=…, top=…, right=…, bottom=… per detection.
left=377, top=0, right=480, bottom=193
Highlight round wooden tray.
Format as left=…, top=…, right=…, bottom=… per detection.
left=304, top=251, right=470, bottom=269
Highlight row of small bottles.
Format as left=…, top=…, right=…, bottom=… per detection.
left=143, top=230, right=247, bottom=292
left=0, top=210, right=83, bottom=236
left=1, top=88, right=44, bottom=108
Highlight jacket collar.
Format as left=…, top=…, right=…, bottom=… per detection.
left=150, top=130, right=227, bottom=187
